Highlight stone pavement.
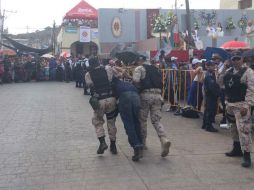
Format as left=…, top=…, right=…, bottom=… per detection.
left=0, top=82, right=253, bottom=190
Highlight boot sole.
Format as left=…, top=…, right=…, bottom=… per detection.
left=242, top=162, right=251, bottom=168
left=97, top=145, right=108, bottom=154
left=225, top=153, right=243, bottom=157
left=110, top=149, right=118, bottom=155
left=132, top=157, right=140, bottom=162
left=161, top=141, right=171, bottom=157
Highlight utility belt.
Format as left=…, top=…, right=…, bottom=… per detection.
left=93, top=91, right=114, bottom=100
left=142, top=88, right=161, bottom=94
left=89, top=92, right=115, bottom=111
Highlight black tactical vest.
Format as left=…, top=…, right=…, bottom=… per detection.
left=223, top=67, right=247, bottom=103
left=89, top=67, right=113, bottom=99
left=140, top=64, right=162, bottom=91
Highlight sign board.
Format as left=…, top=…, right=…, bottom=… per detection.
left=80, top=26, right=91, bottom=42
left=65, top=26, right=77, bottom=33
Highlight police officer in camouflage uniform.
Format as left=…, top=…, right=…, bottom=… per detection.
left=132, top=55, right=171, bottom=157
left=223, top=51, right=254, bottom=168
left=85, top=57, right=118, bottom=155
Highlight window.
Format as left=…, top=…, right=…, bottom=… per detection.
left=238, top=0, right=252, bottom=9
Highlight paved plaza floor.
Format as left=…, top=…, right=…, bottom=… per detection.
left=0, top=82, right=253, bottom=190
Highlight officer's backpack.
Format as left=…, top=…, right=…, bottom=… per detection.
left=181, top=106, right=200, bottom=119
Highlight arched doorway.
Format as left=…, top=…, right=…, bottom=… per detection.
left=70, top=41, right=98, bottom=57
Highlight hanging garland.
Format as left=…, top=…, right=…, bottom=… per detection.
left=225, top=17, right=236, bottom=31
left=199, top=10, right=217, bottom=26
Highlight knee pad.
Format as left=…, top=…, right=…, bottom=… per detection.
left=106, top=108, right=118, bottom=120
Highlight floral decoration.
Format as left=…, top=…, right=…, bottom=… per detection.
left=152, top=11, right=175, bottom=33
left=152, top=14, right=167, bottom=33
left=225, top=17, right=236, bottom=31
left=199, top=10, right=217, bottom=26
left=238, top=13, right=248, bottom=33
left=193, top=18, right=200, bottom=30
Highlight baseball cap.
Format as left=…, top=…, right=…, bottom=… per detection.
left=231, top=51, right=242, bottom=61
left=206, top=60, right=216, bottom=65
left=137, top=54, right=146, bottom=61
left=192, top=58, right=202, bottom=65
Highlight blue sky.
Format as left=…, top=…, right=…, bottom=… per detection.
left=1, top=0, right=220, bottom=34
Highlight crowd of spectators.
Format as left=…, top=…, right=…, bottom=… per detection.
left=62, top=19, right=98, bottom=28
left=0, top=55, right=89, bottom=85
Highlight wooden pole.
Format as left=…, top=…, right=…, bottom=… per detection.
left=185, top=0, right=192, bottom=50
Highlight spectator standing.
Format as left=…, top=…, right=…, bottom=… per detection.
left=187, top=59, right=204, bottom=110
left=202, top=61, right=220, bottom=132
left=49, top=58, right=57, bottom=81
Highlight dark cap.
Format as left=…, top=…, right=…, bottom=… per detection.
left=231, top=51, right=242, bottom=61
left=206, top=60, right=216, bottom=65
left=137, top=54, right=146, bottom=61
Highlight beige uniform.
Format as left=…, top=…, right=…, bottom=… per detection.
left=85, top=66, right=117, bottom=141
left=133, top=63, right=168, bottom=142
left=226, top=67, right=254, bottom=152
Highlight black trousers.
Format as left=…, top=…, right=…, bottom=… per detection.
left=203, top=96, right=217, bottom=127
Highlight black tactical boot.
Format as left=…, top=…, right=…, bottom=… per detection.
left=97, top=136, right=108, bottom=154
left=139, top=146, right=143, bottom=158
left=110, top=140, right=117, bottom=155
left=225, top=141, right=243, bottom=157
left=206, top=125, right=218, bottom=132
left=242, top=151, right=251, bottom=168
left=132, top=147, right=141, bottom=162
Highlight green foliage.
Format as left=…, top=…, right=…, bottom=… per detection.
left=151, top=11, right=176, bottom=33
left=226, top=17, right=236, bottom=31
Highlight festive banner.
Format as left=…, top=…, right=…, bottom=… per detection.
left=80, top=26, right=91, bottom=42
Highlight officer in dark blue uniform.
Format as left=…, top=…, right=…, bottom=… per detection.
left=202, top=61, right=221, bottom=132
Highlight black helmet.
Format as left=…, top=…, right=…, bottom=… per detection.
left=137, top=54, right=146, bottom=62
left=89, top=57, right=100, bottom=68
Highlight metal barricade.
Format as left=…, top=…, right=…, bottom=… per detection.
left=123, top=65, right=204, bottom=112
left=161, top=68, right=204, bottom=112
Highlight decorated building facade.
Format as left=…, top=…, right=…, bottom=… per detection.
left=57, top=1, right=254, bottom=58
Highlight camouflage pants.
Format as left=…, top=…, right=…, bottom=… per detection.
left=92, top=97, right=117, bottom=141
left=226, top=102, right=252, bottom=152
left=139, top=92, right=167, bottom=141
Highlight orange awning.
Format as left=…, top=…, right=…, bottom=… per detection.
left=0, top=49, right=16, bottom=56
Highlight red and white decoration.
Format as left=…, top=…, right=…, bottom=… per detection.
left=64, top=0, right=97, bottom=20
left=80, top=26, right=91, bottom=42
